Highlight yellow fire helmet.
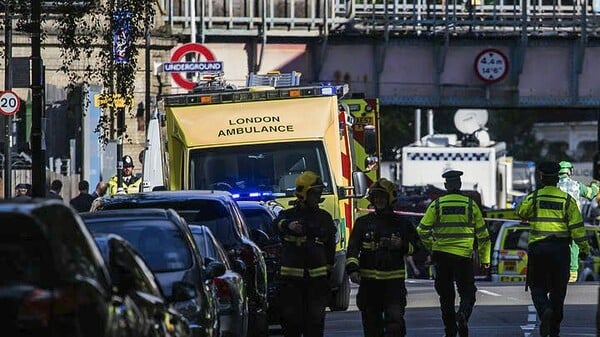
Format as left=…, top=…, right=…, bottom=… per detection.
left=295, top=171, right=324, bottom=200
left=368, top=178, right=397, bottom=206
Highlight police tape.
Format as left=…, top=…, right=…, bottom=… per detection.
left=356, top=208, right=521, bottom=223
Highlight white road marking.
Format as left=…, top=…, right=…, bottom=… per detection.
left=478, top=289, right=502, bottom=297
left=521, top=305, right=538, bottom=337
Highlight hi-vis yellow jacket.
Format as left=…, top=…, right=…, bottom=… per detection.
left=516, top=185, right=590, bottom=254
left=417, top=193, right=491, bottom=264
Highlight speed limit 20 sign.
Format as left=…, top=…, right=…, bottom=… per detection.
left=0, top=90, right=21, bottom=116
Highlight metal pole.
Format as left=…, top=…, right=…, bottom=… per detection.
left=31, top=0, right=45, bottom=197
left=3, top=0, right=12, bottom=199
left=145, top=1, right=151, bottom=128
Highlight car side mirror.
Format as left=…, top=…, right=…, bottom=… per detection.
left=231, top=259, right=246, bottom=275
left=352, top=171, right=368, bottom=198
left=171, top=281, right=197, bottom=302
left=206, top=261, right=226, bottom=279
left=250, top=228, right=270, bottom=247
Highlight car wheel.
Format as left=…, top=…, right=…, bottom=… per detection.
left=329, top=274, right=350, bottom=311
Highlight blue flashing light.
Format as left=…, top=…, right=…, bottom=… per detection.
left=321, top=87, right=334, bottom=95
left=232, top=193, right=241, bottom=199
left=249, top=192, right=261, bottom=197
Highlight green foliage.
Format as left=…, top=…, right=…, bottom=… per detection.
left=10, top=0, right=155, bottom=145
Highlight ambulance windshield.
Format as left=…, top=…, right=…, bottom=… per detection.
left=188, top=141, right=333, bottom=198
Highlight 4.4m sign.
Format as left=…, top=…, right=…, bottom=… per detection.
left=0, top=90, right=21, bottom=116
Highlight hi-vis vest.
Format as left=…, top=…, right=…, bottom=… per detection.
left=516, top=186, right=588, bottom=251
left=108, top=175, right=142, bottom=195
left=417, top=193, right=491, bottom=264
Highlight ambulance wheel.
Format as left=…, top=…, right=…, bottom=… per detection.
left=329, top=274, right=350, bottom=311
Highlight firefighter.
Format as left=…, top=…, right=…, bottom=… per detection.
left=273, top=171, right=336, bottom=337
left=416, top=170, right=491, bottom=337
left=346, top=178, right=420, bottom=337
left=516, top=161, right=590, bottom=337
left=557, top=160, right=599, bottom=282
left=108, top=155, right=142, bottom=195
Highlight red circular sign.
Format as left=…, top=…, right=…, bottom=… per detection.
left=474, top=48, right=509, bottom=84
left=170, top=43, right=216, bottom=91
left=0, top=90, right=21, bottom=116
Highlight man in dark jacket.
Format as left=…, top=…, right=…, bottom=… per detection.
left=70, top=180, right=95, bottom=212
left=273, top=171, right=336, bottom=337
left=346, top=178, right=420, bottom=337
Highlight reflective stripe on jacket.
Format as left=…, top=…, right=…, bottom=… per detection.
left=417, top=193, right=491, bottom=263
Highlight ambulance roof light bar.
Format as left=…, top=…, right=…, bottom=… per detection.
left=247, top=71, right=302, bottom=87
left=165, top=83, right=349, bottom=107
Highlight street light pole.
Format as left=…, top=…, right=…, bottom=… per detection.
left=31, top=0, right=45, bottom=197
left=3, top=0, right=12, bottom=199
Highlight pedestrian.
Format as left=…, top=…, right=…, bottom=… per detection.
left=346, top=178, right=420, bottom=337
left=13, top=183, right=32, bottom=202
left=91, top=181, right=109, bottom=199
left=108, top=155, right=142, bottom=195
left=272, top=171, right=336, bottom=337
left=556, top=160, right=599, bottom=282
left=516, top=161, right=590, bottom=337
left=47, top=179, right=63, bottom=200
left=70, top=180, right=95, bottom=212
left=416, top=170, right=491, bottom=337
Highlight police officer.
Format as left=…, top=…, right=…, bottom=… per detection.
left=557, top=160, right=599, bottom=282
left=273, top=171, right=336, bottom=337
left=346, top=178, right=420, bottom=337
left=108, top=155, right=142, bottom=195
left=417, top=170, right=491, bottom=337
left=516, top=161, right=590, bottom=337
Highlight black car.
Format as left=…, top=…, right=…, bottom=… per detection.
left=94, top=233, right=192, bottom=337
left=190, top=225, right=248, bottom=337
left=81, top=208, right=224, bottom=337
left=237, top=200, right=282, bottom=324
left=94, top=190, right=270, bottom=337
left=0, top=200, right=139, bottom=337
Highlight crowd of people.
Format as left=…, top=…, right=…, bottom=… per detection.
left=6, top=157, right=592, bottom=337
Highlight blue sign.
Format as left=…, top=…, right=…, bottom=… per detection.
left=163, top=61, right=224, bottom=73
left=113, top=9, right=132, bottom=64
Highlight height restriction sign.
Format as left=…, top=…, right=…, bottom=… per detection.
left=0, top=90, right=21, bottom=116
left=474, top=48, right=509, bottom=84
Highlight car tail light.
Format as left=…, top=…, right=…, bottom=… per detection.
left=213, top=277, right=231, bottom=302
left=18, top=288, right=55, bottom=327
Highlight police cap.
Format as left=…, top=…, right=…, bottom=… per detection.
left=16, top=183, right=29, bottom=189
left=123, top=155, right=134, bottom=168
left=537, top=161, right=560, bottom=176
left=442, top=170, right=463, bottom=182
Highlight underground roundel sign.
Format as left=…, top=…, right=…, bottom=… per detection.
left=474, top=48, right=509, bottom=83
left=168, top=43, right=221, bottom=91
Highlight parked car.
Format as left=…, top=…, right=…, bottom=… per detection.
left=93, top=190, right=270, bottom=337
left=237, top=200, right=282, bottom=324
left=0, top=199, right=141, bottom=337
left=491, top=221, right=600, bottom=282
left=81, top=208, right=224, bottom=337
left=94, top=233, right=192, bottom=337
left=190, top=225, right=248, bottom=337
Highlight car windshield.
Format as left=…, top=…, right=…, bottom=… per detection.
left=240, top=208, right=275, bottom=237
left=0, top=214, right=52, bottom=286
left=188, top=141, right=333, bottom=197
left=503, top=228, right=529, bottom=250
left=85, top=219, right=192, bottom=273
